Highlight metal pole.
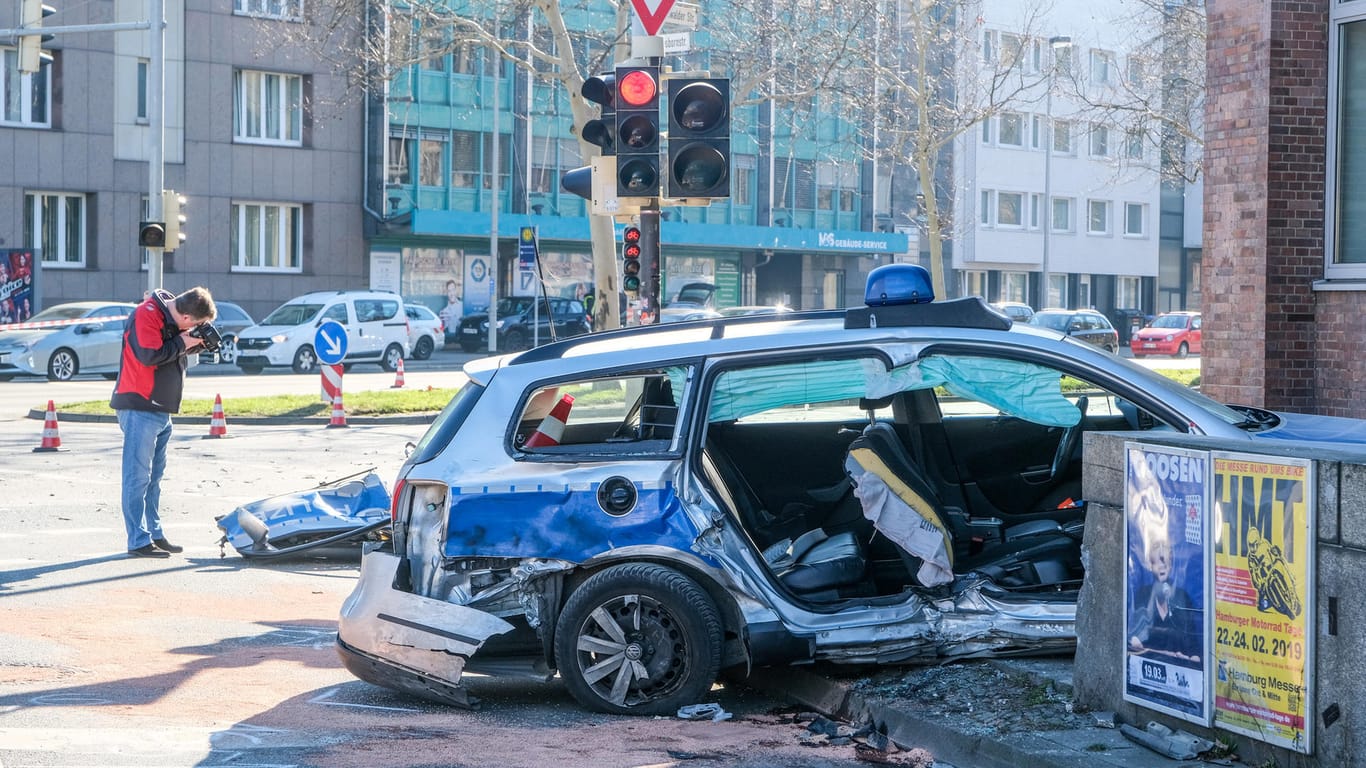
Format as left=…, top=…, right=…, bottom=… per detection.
left=1041, top=83, right=1051, bottom=310
left=639, top=209, right=660, bottom=324
left=146, top=0, right=165, bottom=294
left=487, top=54, right=500, bottom=352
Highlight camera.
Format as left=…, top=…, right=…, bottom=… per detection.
left=190, top=322, right=223, bottom=354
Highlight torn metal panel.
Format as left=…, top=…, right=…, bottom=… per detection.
left=217, top=470, right=391, bottom=558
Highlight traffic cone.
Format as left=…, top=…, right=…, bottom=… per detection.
left=524, top=394, right=574, bottom=448
left=204, top=394, right=228, bottom=439
left=327, top=393, right=348, bottom=429
left=33, top=400, right=64, bottom=452
left=391, top=358, right=406, bottom=389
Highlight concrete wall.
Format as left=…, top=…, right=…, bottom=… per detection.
left=1075, top=430, right=1366, bottom=767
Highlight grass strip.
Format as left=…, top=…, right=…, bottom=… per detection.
left=57, top=387, right=461, bottom=418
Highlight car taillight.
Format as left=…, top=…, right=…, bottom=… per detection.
left=391, top=478, right=406, bottom=522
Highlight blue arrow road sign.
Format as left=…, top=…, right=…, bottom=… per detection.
left=315, top=320, right=348, bottom=365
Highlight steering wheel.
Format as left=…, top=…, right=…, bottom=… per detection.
left=1050, top=396, right=1089, bottom=481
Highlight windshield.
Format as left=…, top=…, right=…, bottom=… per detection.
left=1151, top=314, right=1189, bottom=329
left=28, top=305, right=98, bottom=322
left=262, top=303, right=323, bottom=325
left=1028, top=313, right=1072, bottom=331
left=495, top=298, right=537, bottom=316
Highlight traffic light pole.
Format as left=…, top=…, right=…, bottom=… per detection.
left=146, top=0, right=166, bottom=293
left=639, top=208, right=661, bottom=324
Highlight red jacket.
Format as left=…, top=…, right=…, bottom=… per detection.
left=110, top=290, right=191, bottom=413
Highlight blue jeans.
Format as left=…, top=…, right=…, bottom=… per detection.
left=118, top=409, right=173, bottom=550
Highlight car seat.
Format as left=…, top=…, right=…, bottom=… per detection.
left=844, top=422, right=1081, bottom=590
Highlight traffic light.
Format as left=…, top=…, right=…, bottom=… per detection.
left=666, top=78, right=731, bottom=199
left=621, top=225, right=642, bottom=294
left=580, top=72, right=616, bottom=156
left=162, top=190, right=187, bottom=251
left=614, top=65, right=661, bottom=199
left=18, top=0, right=56, bottom=75
left=138, top=221, right=166, bottom=249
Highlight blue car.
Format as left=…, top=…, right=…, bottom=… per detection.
left=337, top=265, right=1366, bottom=715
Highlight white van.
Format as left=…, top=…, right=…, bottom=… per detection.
left=234, top=291, right=410, bottom=374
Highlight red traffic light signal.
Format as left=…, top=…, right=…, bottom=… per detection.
left=622, top=225, right=642, bottom=293
left=667, top=78, right=731, bottom=199
left=615, top=66, right=661, bottom=198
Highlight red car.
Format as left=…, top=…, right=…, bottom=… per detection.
left=1130, top=311, right=1201, bottom=358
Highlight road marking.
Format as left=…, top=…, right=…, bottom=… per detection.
left=309, top=686, right=419, bottom=712
left=0, top=725, right=310, bottom=752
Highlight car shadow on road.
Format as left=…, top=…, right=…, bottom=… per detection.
left=0, top=553, right=154, bottom=595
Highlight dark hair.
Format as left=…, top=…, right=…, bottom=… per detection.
left=176, top=286, right=217, bottom=323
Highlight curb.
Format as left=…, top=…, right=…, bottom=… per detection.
left=26, top=408, right=437, bottom=426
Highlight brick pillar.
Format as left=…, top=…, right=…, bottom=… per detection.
left=1204, top=0, right=1326, bottom=412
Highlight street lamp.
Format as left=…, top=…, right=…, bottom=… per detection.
left=1041, top=35, right=1071, bottom=310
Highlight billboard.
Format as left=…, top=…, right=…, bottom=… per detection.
left=0, top=249, right=37, bottom=324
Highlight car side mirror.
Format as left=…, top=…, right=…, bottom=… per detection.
left=74, top=323, right=97, bottom=335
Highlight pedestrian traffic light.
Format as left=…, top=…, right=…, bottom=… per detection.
left=580, top=72, right=616, bottom=156
left=138, top=221, right=167, bottom=249
left=162, top=190, right=187, bottom=252
left=666, top=77, right=731, bottom=199
left=18, top=0, right=56, bottom=75
left=614, top=65, right=661, bottom=199
left=622, top=225, right=642, bottom=294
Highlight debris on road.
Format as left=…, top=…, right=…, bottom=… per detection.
left=216, top=469, right=391, bottom=559
left=676, top=702, right=733, bottom=722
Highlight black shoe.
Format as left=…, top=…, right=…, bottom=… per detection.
left=128, top=544, right=171, bottom=559
left=152, top=538, right=183, bottom=553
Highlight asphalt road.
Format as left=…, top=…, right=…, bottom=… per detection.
left=0, top=362, right=890, bottom=768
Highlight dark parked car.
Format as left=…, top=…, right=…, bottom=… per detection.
left=990, top=301, right=1035, bottom=324
left=1027, top=309, right=1119, bottom=353
left=457, top=296, right=590, bottom=352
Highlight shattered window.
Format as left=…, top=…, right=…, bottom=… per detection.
left=515, top=367, right=690, bottom=455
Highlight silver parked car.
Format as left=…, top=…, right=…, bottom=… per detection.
left=337, top=265, right=1366, bottom=716
left=0, top=301, right=136, bottom=381
left=404, top=304, right=445, bottom=360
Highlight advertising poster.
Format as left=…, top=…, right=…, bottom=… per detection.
left=0, top=249, right=38, bottom=324
left=1123, top=443, right=1212, bottom=723
left=1211, top=452, right=1314, bottom=754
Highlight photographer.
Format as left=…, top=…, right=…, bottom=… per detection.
left=110, top=287, right=218, bottom=559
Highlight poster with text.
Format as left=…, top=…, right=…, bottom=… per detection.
left=1123, top=443, right=1211, bottom=723
left=1212, top=452, right=1314, bottom=753
left=0, top=249, right=37, bottom=324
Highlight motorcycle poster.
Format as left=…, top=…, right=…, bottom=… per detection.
left=1123, top=444, right=1212, bottom=724
left=1211, top=452, right=1315, bottom=754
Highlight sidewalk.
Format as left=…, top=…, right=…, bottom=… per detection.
left=746, top=657, right=1233, bottom=768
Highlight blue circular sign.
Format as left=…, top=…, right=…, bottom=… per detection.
left=314, top=320, right=348, bottom=365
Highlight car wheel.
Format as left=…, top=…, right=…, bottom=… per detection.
left=240, top=364, right=265, bottom=375
left=503, top=329, right=528, bottom=352
left=1105, top=343, right=1118, bottom=354
left=412, top=336, right=434, bottom=360
left=380, top=343, right=404, bottom=372
left=218, top=335, right=239, bottom=364
left=47, top=348, right=79, bottom=381
left=1175, top=342, right=1189, bottom=359
left=292, top=345, right=319, bottom=374
left=554, top=563, right=721, bottom=716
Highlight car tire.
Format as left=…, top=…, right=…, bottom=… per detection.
left=240, top=364, right=265, bottom=375
left=217, top=335, right=238, bottom=365
left=504, top=329, right=528, bottom=352
left=554, top=563, right=721, bottom=716
left=1175, top=343, right=1189, bottom=359
left=47, top=348, right=79, bottom=381
left=412, top=336, right=434, bottom=360
left=292, top=345, right=319, bottom=374
left=1105, top=344, right=1118, bottom=354
left=380, top=343, right=404, bottom=372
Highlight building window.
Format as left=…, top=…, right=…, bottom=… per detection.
left=981, top=118, right=991, bottom=144
left=1030, top=193, right=1042, bottom=228
left=230, top=202, right=302, bottom=272
left=1089, top=50, right=1116, bottom=84
left=1116, top=276, right=1140, bottom=308
left=982, top=30, right=995, bottom=63
left=1124, top=202, right=1146, bottom=236
left=1002, top=271, right=1029, bottom=303
left=136, top=59, right=149, bottom=122
left=1031, top=115, right=1043, bottom=149
left=233, top=0, right=303, bottom=21
left=1053, top=120, right=1073, bottom=154
left=1329, top=13, right=1366, bottom=275
left=2, top=48, right=51, bottom=127
left=24, top=192, right=87, bottom=267
left=734, top=155, right=755, bottom=206
left=233, top=69, right=303, bottom=145
left=1087, top=199, right=1111, bottom=235
left=388, top=136, right=411, bottom=184
left=1127, top=56, right=1147, bottom=87
left=1089, top=124, right=1110, bottom=157
left=998, top=112, right=1025, bottom=147
left=965, top=270, right=987, bottom=298
left=419, top=138, right=444, bottom=186
left=1052, top=197, right=1074, bottom=232
left=1125, top=128, right=1144, bottom=160
left=997, top=191, right=1024, bottom=227
left=980, top=190, right=992, bottom=225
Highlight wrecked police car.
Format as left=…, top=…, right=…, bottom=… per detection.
left=337, top=265, right=1345, bottom=715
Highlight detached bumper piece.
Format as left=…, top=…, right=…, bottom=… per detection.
left=217, top=469, right=392, bottom=559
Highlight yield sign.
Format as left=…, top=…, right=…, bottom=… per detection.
left=630, top=0, right=677, bottom=36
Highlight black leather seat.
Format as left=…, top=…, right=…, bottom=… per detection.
left=844, top=422, right=1081, bottom=589
left=762, top=528, right=867, bottom=594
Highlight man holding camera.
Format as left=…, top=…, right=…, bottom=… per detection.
left=111, top=286, right=218, bottom=558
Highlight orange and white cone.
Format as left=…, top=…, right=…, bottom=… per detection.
left=327, top=393, right=349, bottom=429
left=33, top=400, right=63, bottom=452
left=204, top=394, right=228, bottom=439
left=391, top=358, right=406, bottom=389
left=524, top=394, right=574, bottom=448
